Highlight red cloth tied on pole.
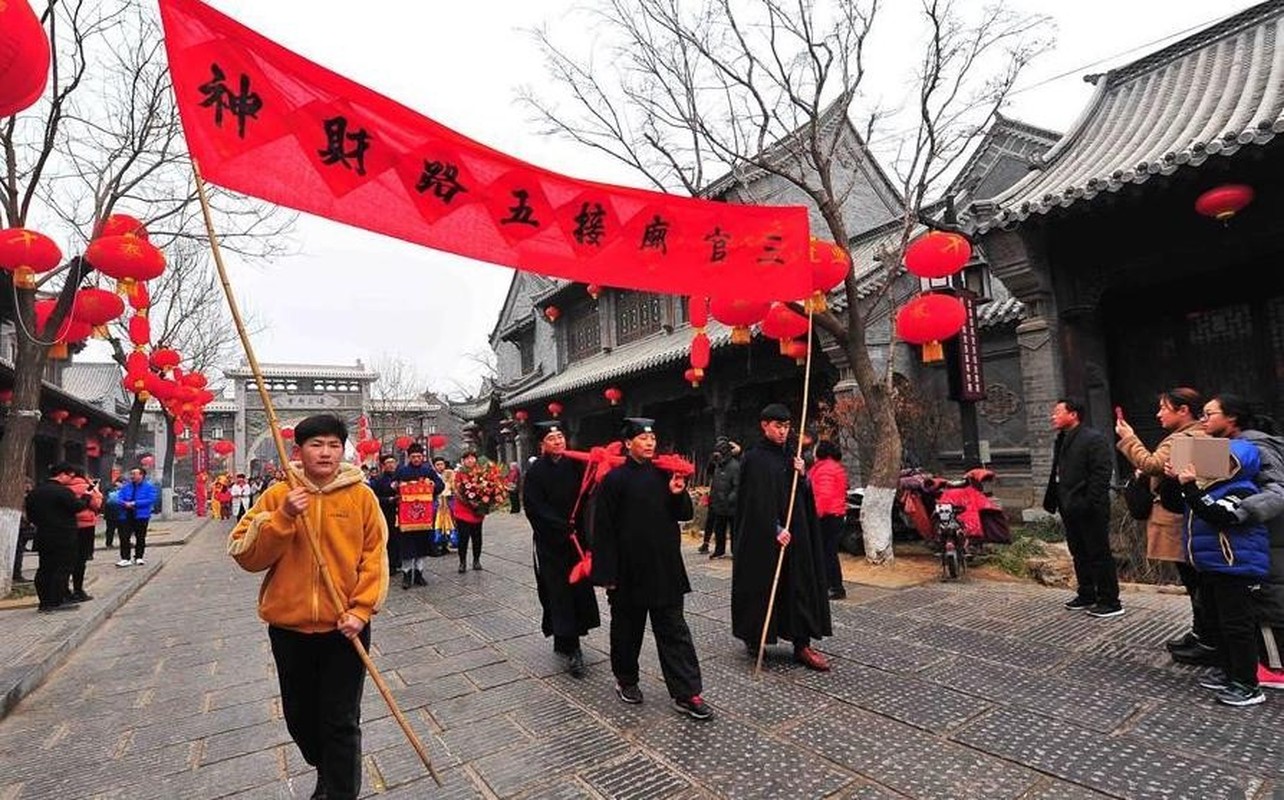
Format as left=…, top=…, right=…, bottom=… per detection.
left=158, top=0, right=811, bottom=302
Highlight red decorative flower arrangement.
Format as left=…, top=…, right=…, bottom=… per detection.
left=454, top=459, right=510, bottom=516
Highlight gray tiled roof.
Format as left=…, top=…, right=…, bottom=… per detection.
left=224, top=363, right=379, bottom=380
left=502, top=322, right=736, bottom=408
left=60, top=362, right=122, bottom=404
left=976, top=1, right=1284, bottom=232
left=976, top=295, right=1025, bottom=328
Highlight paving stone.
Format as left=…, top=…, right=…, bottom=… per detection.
left=581, top=751, right=692, bottom=799
left=396, top=646, right=505, bottom=683
left=1128, top=699, right=1284, bottom=776
left=919, top=655, right=1144, bottom=733
left=898, top=621, right=1070, bottom=671
left=438, top=714, right=531, bottom=763
left=783, top=703, right=1039, bottom=799
left=636, top=713, right=853, bottom=799
left=953, top=706, right=1266, bottom=799
left=796, top=659, right=987, bottom=733
left=466, top=659, right=529, bottom=690
left=818, top=628, right=951, bottom=674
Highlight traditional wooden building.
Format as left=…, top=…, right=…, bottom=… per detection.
left=970, top=0, right=1284, bottom=506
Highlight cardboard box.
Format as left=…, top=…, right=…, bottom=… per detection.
left=1170, top=436, right=1231, bottom=479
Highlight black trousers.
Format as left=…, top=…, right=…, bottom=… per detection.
left=12, top=525, right=33, bottom=580
left=269, top=625, right=370, bottom=800
left=703, top=513, right=735, bottom=555
left=103, top=516, right=118, bottom=548
left=34, top=530, right=75, bottom=608
left=1201, top=572, right=1260, bottom=686
left=120, top=518, right=149, bottom=561
left=818, top=514, right=843, bottom=590
left=71, top=526, right=95, bottom=595
left=608, top=597, right=702, bottom=700
left=1063, top=510, right=1119, bottom=606
left=1174, top=561, right=1210, bottom=640
left=457, top=519, right=483, bottom=564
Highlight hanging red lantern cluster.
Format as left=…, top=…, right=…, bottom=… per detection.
left=514, top=409, right=529, bottom=423
left=212, top=439, right=235, bottom=457
left=895, top=292, right=967, bottom=362
left=0, top=0, right=51, bottom=118
left=0, top=228, right=62, bottom=289
left=709, top=297, right=769, bottom=345
left=429, top=433, right=448, bottom=450
left=150, top=348, right=181, bottom=374
left=543, top=305, right=561, bottom=323
left=394, top=434, right=413, bottom=451
left=904, top=231, right=972, bottom=279
left=174, top=442, right=190, bottom=458
left=71, top=287, right=126, bottom=337
left=355, top=439, right=382, bottom=461
left=548, top=401, right=563, bottom=418
left=807, top=238, right=852, bottom=313
left=1195, top=184, right=1254, bottom=222
left=603, top=386, right=623, bottom=406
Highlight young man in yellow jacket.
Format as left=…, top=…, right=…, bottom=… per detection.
left=228, top=414, right=389, bottom=800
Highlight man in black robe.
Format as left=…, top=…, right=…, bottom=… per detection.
left=394, top=443, right=445, bottom=588
left=523, top=421, right=600, bottom=677
left=369, top=454, right=400, bottom=578
left=592, top=418, right=711, bottom=720
left=732, top=403, right=833, bottom=671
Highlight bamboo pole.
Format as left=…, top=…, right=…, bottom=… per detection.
left=191, top=161, right=442, bottom=787
left=753, top=309, right=816, bottom=680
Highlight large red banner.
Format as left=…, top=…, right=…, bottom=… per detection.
left=159, top=0, right=811, bottom=302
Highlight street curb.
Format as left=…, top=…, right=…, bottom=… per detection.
left=0, top=517, right=216, bottom=721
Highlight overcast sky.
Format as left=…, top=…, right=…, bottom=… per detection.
left=116, top=0, right=1253, bottom=398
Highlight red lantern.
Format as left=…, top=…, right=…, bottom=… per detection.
left=181, top=372, right=208, bottom=389
left=688, top=296, right=709, bottom=330
left=0, top=228, right=62, bottom=289
left=212, top=439, right=235, bottom=456
left=34, top=299, right=91, bottom=343
left=394, top=434, right=413, bottom=451
left=586, top=284, right=601, bottom=300
left=785, top=339, right=809, bottom=365
left=690, top=330, right=711, bottom=373
left=429, top=433, right=448, bottom=450
left=174, top=442, right=190, bottom=458
left=1195, top=184, right=1254, bottom=222
left=72, top=287, right=126, bottom=336
left=544, top=305, right=561, bottom=323
left=808, top=238, right=852, bottom=312
left=603, top=386, right=623, bottom=406
left=548, top=401, right=563, bottom=418
left=514, top=409, right=529, bottom=423
left=0, top=388, right=12, bottom=404
left=904, top=231, right=972, bottom=279
left=760, top=302, right=810, bottom=353
left=47, top=409, right=69, bottom=425
left=0, top=0, right=51, bottom=119
left=128, top=314, right=151, bottom=347
left=69, top=415, right=87, bottom=429
left=84, top=234, right=166, bottom=288
left=281, top=427, right=295, bottom=440
left=95, top=213, right=149, bottom=240
left=127, top=281, right=150, bottom=311
left=709, top=298, right=770, bottom=345
left=895, top=293, right=967, bottom=363
left=684, top=367, right=703, bottom=388
left=150, top=348, right=181, bottom=373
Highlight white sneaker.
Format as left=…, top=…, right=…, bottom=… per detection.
left=133, top=558, right=145, bottom=566
left=116, top=559, right=132, bottom=567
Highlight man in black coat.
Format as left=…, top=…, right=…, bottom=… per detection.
left=523, top=421, right=600, bottom=677
left=592, top=418, right=711, bottom=720
left=25, top=463, right=85, bottom=613
left=369, top=454, right=400, bottom=578
left=732, top=404, right=833, bottom=671
left=1042, top=397, right=1122, bottom=617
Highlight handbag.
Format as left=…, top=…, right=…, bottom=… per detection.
left=1122, top=472, right=1154, bottom=520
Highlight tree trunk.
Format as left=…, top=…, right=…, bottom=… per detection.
left=845, top=309, right=903, bottom=565
left=0, top=308, right=49, bottom=597
left=121, top=396, right=145, bottom=468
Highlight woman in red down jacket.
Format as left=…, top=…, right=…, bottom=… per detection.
left=808, top=440, right=849, bottom=600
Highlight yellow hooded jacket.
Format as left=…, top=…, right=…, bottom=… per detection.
left=228, top=462, right=389, bottom=632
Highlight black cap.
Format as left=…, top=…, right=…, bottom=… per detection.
left=406, top=442, right=425, bottom=455
left=760, top=403, right=792, bottom=422
left=534, top=421, right=564, bottom=440
left=621, top=417, right=656, bottom=439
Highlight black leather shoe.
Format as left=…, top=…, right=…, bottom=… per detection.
left=71, top=591, right=93, bottom=602
left=457, top=563, right=467, bottom=574
left=1171, top=643, right=1220, bottom=666
left=1165, top=632, right=1200, bottom=653
left=568, top=649, right=585, bottom=678
left=401, top=571, right=412, bottom=590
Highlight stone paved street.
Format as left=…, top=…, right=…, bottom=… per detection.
left=1, top=512, right=1281, bottom=799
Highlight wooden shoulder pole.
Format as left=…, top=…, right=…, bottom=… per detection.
left=191, top=161, right=442, bottom=786
left=754, top=308, right=816, bottom=680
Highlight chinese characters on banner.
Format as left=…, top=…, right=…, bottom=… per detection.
left=946, top=293, right=986, bottom=402
left=158, top=0, right=812, bottom=302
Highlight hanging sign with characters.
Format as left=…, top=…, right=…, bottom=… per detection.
left=158, top=0, right=811, bottom=303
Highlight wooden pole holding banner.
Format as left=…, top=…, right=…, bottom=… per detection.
left=191, top=161, right=443, bottom=787
left=753, top=308, right=816, bottom=680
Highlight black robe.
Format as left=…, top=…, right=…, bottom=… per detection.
left=522, top=454, right=601, bottom=638
left=731, top=436, right=832, bottom=646
left=393, top=463, right=445, bottom=558
left=591, top=458, right=695, bottom=607
left=369, top=472, right=400, bottom=560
